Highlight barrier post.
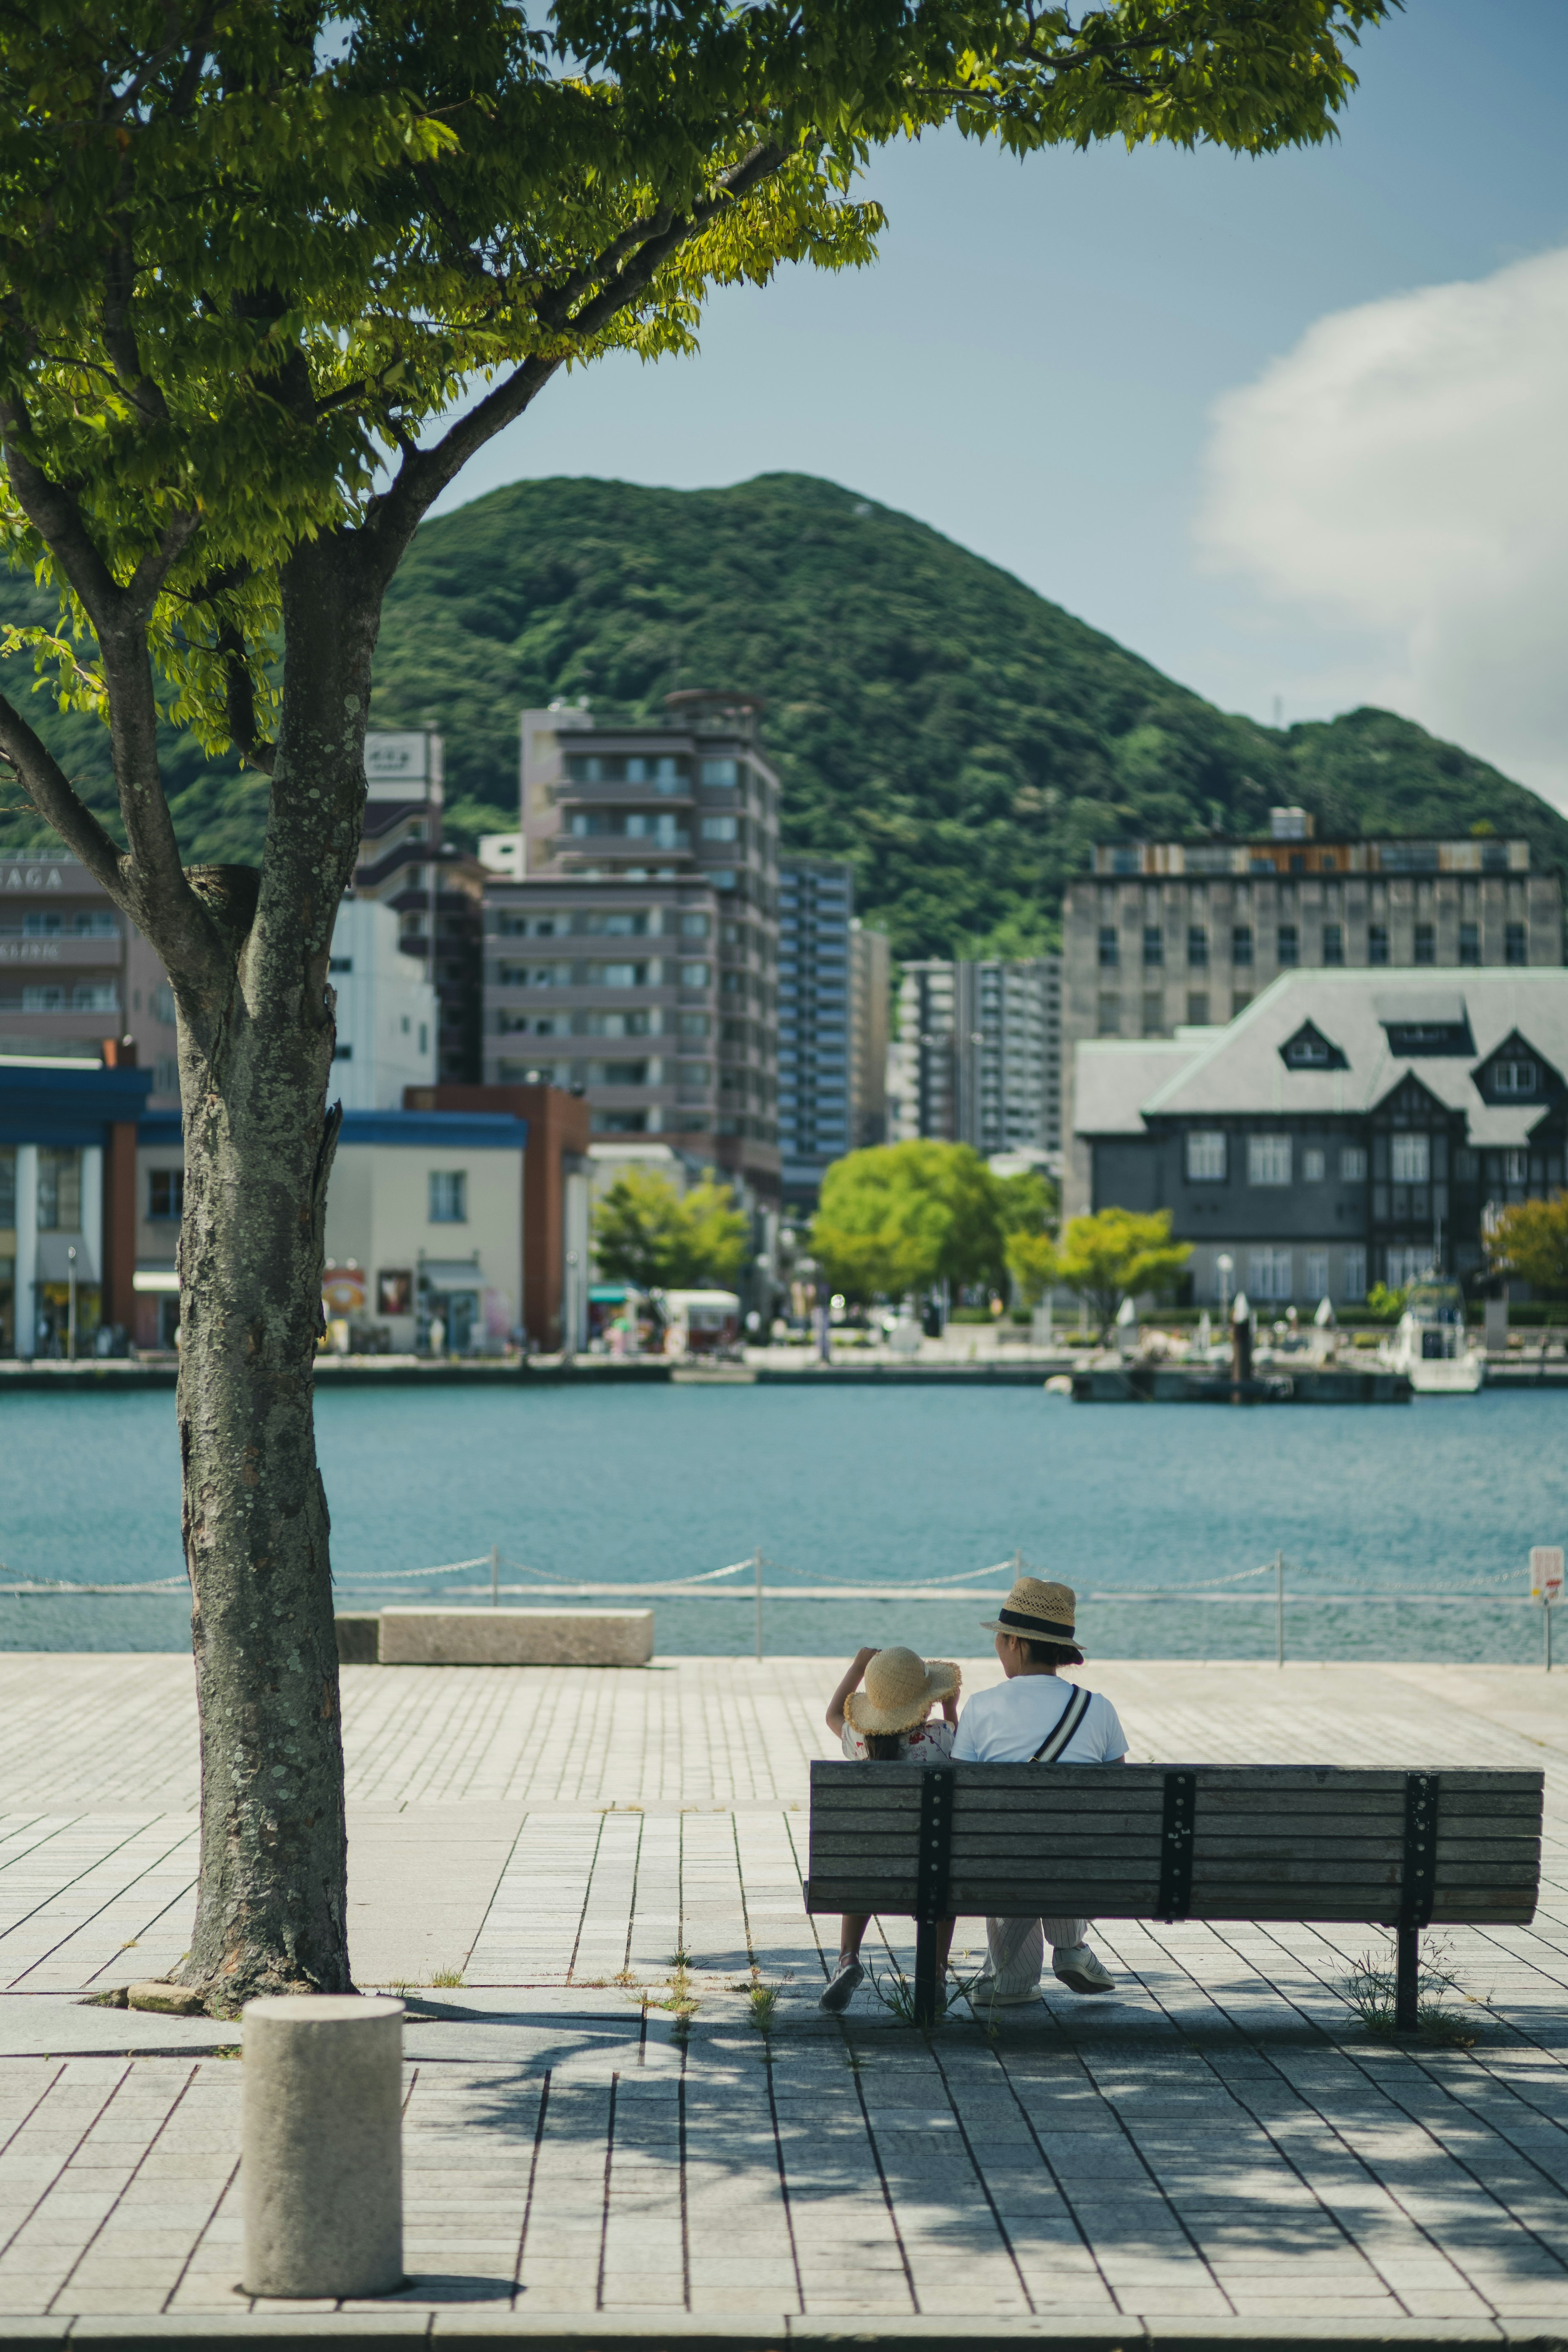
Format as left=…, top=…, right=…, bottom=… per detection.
left=242, top=1994, right=404, bottom=2298
left=754, top=1547, right=764, bottom=1662
left=1276, top=1550, right=1285, bottom=1668
left=491, top=1543, right=499, bottom=1608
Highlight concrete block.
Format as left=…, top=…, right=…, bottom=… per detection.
left=335, top=1614, right=381, bottom=1665
left=241, top=1993, right=403, bottom=2299
left=377, top=1607, right=653, bottom=1667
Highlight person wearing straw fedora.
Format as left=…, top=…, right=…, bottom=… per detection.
left=818, top=1645, right=962, bottom=2013
left=951, top=1576, right=1126, bottom=2003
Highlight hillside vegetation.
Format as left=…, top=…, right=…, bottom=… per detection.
left=5, top=472, right=1564, bottom=957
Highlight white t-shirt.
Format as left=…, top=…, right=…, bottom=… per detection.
left=840, top=1718, right=956, bottom=1765
left=950, top=1678, right=1127, bottom=1765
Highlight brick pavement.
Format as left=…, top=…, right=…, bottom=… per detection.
left=4, top=1654, right=1568, bottom=2337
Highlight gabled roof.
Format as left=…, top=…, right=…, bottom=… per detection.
left=1075, top=969, right=1568, bottom=1142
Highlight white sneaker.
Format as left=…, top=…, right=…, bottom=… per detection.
left=818, top=1956, right=864, bottom=2013
left=1052, top=1943, right=1116, bottom=1995
left=963, top=1973, right=1041, bottom=2009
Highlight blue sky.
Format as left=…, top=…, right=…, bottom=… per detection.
left=432, top=0, right=1568, bottom=806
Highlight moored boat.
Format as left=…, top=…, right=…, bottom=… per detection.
left=1381, top=1277, right=1485, bottom=1394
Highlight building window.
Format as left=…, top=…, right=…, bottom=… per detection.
left=1096, top=993, right=1120, bottom=1037
left=678, top=1011, right=710, bottom=1038
left=1305, top=1250, right=1329, bottom=1300
left=1342, top=1246, right=1367, bottom=1302
left=21, top=985, right=65, bottom=1012
left=700, top=757, right=739, bottom=787
left=1247, top=1247, right=1292, bottom=1302
left=680, top=913, right=710, bottom=938
left=1414, top=922, right=1435, bottom=966
left=1187, top=926, right=1208, bottom=967
left=329, top=956, right=352, bottom=974
left=1143, top=926, right=1163, bottom=966
left=1302, top=1147, right=1325, bottom=1182
left=418, top=1025, right=428, bottom=1055
left=1098, top=927, right=1119, bottom=969
left=1230, top=991, right=1251, bottom=1018
left=1186, top=992, right=1209, bottom=1025
left=428, top=1171, right=467, bottom=1224
left=1277, top=924, right=1299, bottom=967
left=1459, top=921, right=1480, bottom=967
left=1504, top=1149, right=1528, bottom=1185
left=1141, top=992, right=1164, bottom=1036
left=147, top=1169, right=184, bottom=1222
left=1493, top=1057, right=1537, bottom=1096
left=1505, top=923, right=1528, bottom=966
left=154, top=1056, right=180, bottom=1095
left=333, top=1043, right=353, bottom=1061
left=1386, top=1245, right=1430, bottom=1287
left=1186, top=1131, right=1227, bottom=1182
left=1368, top=924, right=1389, bottom=965
left=1247, top=1133, right=1292, bottom=1187
left=1390, top=1134, right=1430, bottom=1183
left=36, top=1147, right=81, bottom=1231
left=1231, top=926, right=1253, bottom=967
left=679, top=961, right=710, bottom=987
left=1322, top=923, right=1343, bottom=966
left=700, top=815, right=739, bottom=842
left=151, top=983, right=177, bottom=1024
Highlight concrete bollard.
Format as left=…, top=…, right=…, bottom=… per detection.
left=241, top=1994, right=405, bottom=2299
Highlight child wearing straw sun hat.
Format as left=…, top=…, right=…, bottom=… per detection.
left=951, top=1574, right=1127, bottom=2003
left=817, top=1644, right=961, bottom=2013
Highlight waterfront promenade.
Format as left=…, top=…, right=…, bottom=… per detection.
left=4, top=1651, right=1568, bottom=2341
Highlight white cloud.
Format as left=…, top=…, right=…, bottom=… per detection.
left=1196, top=245, right=1568, bottom=810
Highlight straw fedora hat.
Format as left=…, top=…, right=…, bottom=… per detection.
left=982, top=1575, right=1077, bottom=1644
left=843, top=1646, right=960, bottom=1737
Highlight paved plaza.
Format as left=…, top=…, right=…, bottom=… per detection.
left=4, top=1650, right=1568, bottom=2341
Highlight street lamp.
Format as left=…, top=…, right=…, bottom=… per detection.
left=1216, top=1251, right=1234, bottom=1333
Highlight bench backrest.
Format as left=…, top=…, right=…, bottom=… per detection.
left=804, top=1760, right=1542, bottom=1928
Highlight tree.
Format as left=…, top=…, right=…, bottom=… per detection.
left=1487, top=1195, right=1568, bottom=1296
left=1051, top=1207, right=1191, bottom=1336
left=0, top=0, right=1392, bottom=2010
left=593, top=1169, right=749, bottom=1290
left=812, top=1140, right=1048, bottom=1299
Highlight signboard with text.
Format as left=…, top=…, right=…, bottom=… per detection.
left=1530, top=1547, right=1564, bottom=1605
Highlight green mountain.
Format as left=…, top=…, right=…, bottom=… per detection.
left=5, top=471, right=1565, bottom=958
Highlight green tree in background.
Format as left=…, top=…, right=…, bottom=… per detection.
left=1047, top=1208, right=1192, bottom=1336
left=1486, top=1196, right=1568, bottom=1296
left=811, top=1141, right=1049, bottom=1300
left=595, top=1170, right=749, bottom=1290
left=0, top=0, right=1393, bottom=2012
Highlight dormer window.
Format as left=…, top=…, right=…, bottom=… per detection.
left=1281, top=1021, right=1344, bottom=1071
left=1493, top=1058, right=1538, bottom=1097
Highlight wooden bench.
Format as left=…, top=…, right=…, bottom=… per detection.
left=804, top=1759, right=1543, bottom=2029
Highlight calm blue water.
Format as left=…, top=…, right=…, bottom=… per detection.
left=1, top=1385, right=1563, bottom=1660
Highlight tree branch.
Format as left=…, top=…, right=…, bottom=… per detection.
left=0, top=691, right=127, bottom=900
left=360, top=139, right=788, bottom=582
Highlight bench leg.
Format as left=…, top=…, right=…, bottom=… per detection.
left=913, top=1916, right=940, bottom=2028
left=1394, top=1925, right=1419, bottom=2035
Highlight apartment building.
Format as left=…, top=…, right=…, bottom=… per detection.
left=778, top=858, right=857, bottom=1205
left=849, top=920, right=890, bottom=1151
left=0, top=849, right=179, bottom=1101
left=888, top=957, right=1061, bottom=1159
left=1061, top=817, right=1565, bottom=1216
left=351, top=729, right=485, bottom=1083
left=327, top=897, right=439, bottom=1110
left=483, top=693, right=780, bottom=1198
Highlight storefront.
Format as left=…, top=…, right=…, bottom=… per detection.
left=0, top=1054, right=150, bottom=1356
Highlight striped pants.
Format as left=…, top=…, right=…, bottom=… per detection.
left=983, top=1915, right=1089, bottom=1995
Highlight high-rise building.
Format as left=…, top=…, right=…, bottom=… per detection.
left=352, top=730, right=486, bottom=1083
left=888, top=957, right=1061, bottom=1159
left=483, top=693, right=780, bottom=1196
left=0, top=847, right=179, bottom=1102
left=778, top=858, right=853, bottom=1205
left=1060, top=820, right=1565, bottom=1215
left=849, top=920, right=890, bottom=1151
left=327, top=898, right=439, bottom=1109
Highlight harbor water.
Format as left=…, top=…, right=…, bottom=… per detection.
left=4, top=1384, right=1564, bottom=1662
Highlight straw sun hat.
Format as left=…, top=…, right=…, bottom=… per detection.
left=982, top=1575, right=1078, bottom=1644
left=843, top=1647, right=960, bottom=1737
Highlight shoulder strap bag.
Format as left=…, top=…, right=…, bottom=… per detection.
left=1028, top=1683, right=1092, bottom=1764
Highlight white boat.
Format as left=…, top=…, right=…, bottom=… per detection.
left=1381, top=1278, right=1485, bottom=1394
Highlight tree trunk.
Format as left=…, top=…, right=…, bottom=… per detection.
left=172, top=538, right=380, bottom=2010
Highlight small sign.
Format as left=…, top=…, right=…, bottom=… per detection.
left=1530, top=1547, right=1564, bottom=1604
